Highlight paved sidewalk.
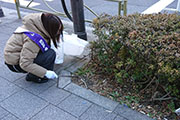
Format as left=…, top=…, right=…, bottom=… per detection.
left=0, top=8, right=153, bottom=120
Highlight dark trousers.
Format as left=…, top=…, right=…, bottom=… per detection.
left=5, top=49, right=56, bottom=79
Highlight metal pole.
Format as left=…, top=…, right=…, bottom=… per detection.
left=118, top=1, right=122, bottom=16
left=70, top=0, right=87, bottom=40
left=123, top=0, right=127, bottom=16
left=15, top=0, right=21, bottom=19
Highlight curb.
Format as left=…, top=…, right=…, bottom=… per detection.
left=64, top=83, right=119, bottom=111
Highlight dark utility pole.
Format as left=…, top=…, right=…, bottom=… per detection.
left=70, top=0, right=87, bottom=40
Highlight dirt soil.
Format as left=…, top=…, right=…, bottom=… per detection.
left=71, top=64, right=179, bottom=120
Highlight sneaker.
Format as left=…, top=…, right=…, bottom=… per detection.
left=26, top=75, right=48, bottom=83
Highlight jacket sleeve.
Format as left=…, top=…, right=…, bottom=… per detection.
left=19, top=38, right=47, bottom=78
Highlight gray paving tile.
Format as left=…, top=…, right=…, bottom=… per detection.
left=0, top=65, right=25, bottom=82
left=114, top=105, right=153, bottom=120
left=0, top=106, right=9, bottom=119
left=14, top=76, right=33, bottom=88
left=57, top=70, right=71, bottom=88
left=0, top=90, right=48, bottom=120
left=7, top=19, right=22, bottom=28
left=80, top=104, right=117, bottom=120
left=0, top=52, right=5, bottom=67
left=23, top=80, right=56, bottom=95
left=114, top=115, right=127, bottom=120
left=0, top=8, right=22, bottom=26
left=39, top=86, right=71, bottom=105
left=31, top=104, right=78, bottom=120
left=1, top=114, right=20, bottom=120
left=103, top=113, right=118, bottom=120
left=15, top=77, right=56, bottom=95
left=0, top=25, right=15, bottom=36
left=0, top=33, right=9, bottom=48
left=58, top=94, right=92, bottom=117
left=0, top=77, right=21, bottom=102
left=64, top=83, right=119, bottom=111
left=0, top=33, right=9, bottom=67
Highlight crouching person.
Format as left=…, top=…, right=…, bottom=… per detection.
left=4, top=12, right=63, bottom=83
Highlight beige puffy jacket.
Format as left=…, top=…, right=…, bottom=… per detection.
left=4, top=13, right=52, bottom=78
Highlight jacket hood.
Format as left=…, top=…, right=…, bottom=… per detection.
left=21, top=13, right=51, bottom=39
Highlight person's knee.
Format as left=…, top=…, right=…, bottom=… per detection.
left=46, top=49, right=56, bottom=61
left=34, top=49, right=56, bottom=65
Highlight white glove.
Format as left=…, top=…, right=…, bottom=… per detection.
left=45, top=70, right=58, bottom=79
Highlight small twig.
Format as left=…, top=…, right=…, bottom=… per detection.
left=158, top=84, right=174, bottom=99
left=137, top=79, right=150, bottom=85
left=79, top=76, right=88, bottom=88
left=161, top=91, right=171, bottom=99
left=152, top=97, right=172, bottom=101
left=153, top=80, right=159, bottom=94
left=151, top=91, right=159, bottom=101
left=140, top=77, right=155, bottom=93
left=150, top=91, right=172, bottom=101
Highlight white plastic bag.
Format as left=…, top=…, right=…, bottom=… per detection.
left=51, top=36, right=64, bottom=64
left=63, top=33, right=89, bottom=56
left=175, top=108, right=180, bottom=116
left=51, top=32, right=88, bottom=64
